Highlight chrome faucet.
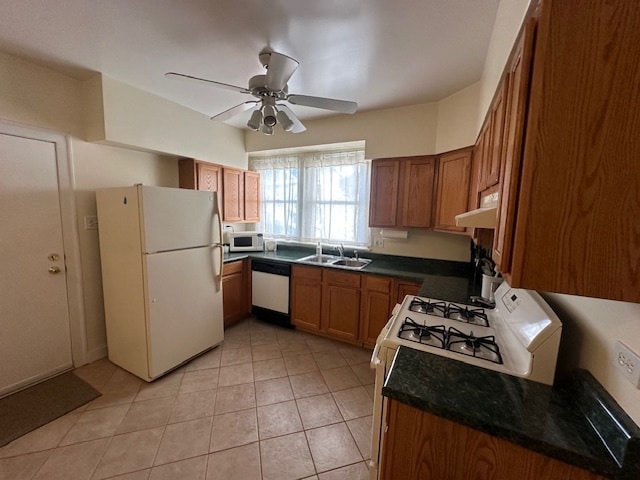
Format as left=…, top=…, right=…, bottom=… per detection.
left=336, top=243, right=344, bottom=258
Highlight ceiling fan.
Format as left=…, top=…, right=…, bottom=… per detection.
left=165, top=49, right=358, bottom=134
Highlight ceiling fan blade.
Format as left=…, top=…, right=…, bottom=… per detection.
left=165, top=72, right=250, bottom=94
left=277, top=104, right=307, bottom=133
left=287, top=94, right=357, bottom=114
left=211, top=101, right=259, bottom=121
left=265, top=52, right=299, bottom=92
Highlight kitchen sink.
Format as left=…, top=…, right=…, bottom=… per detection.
left=296, top=254, right=341, bottom=264
left=331, top=258, right=372, bottom=269
left=296, top=254, right=372, bottom=270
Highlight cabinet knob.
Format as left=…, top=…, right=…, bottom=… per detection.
left=49, top=266, right=61, bottom=274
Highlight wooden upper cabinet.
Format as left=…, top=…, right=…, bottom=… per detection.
left=434, top=148, right=473, bottom=233
left=369, top=159, right=401, bottom=228
left=243, top=170, right=260, bottom=223
left=222, top=168, right=244, bottom=222
left=400, top=156, right=436, bottom=228
left=369, top=156, right=436, bottom=229
left=491, top=0, right=640, bottom=302
left=493, top=20, right=535, bottom=275
left=179, top=160, right=260, bottom=223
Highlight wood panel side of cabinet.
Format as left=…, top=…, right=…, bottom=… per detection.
left=369, top=159, right=401, bottom=228
left=434, top=148, right=472, bottom=233
left=222, top=168, right=244, bottom=222
left=178, top=159, right=198, bottom=189
left=243, top=171, right=260, bottom=222
left=360, top=275, right=393, bottom=347
left=381, top=400, right=608, bottom=480
left=291, top=265, right=323, bottom=332
left=400, top=156, right=436, bottom=229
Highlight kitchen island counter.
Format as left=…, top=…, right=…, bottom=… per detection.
left=382, top=346, right=640, bottom=479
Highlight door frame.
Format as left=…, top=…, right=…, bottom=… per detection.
left=1, top=120, right=87, bottom=368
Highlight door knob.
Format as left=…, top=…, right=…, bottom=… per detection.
left=49, top=266, right=61, bottom=274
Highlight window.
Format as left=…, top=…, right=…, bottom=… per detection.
left=249, top=148, right=370, bottom=247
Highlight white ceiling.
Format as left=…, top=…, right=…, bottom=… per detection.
left=0, top=0, right=499, bottom=128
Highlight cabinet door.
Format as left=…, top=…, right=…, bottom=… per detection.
left=291, top=265, right=323, bottom=332
left=400, top=156, right=436, bottom=228
left=369, top=159, right=401, bottom=227
left=322, top=270, right=361, bottom=342
left=394, top=280, right=421, bottom=305
left=360, top=275, right=392, bottom=347
left=477, top=122, right=492, bottom=192
left=486, top=82, right=508, bottom=189
left=434, top=149, right=472, bottom=232
left=222, top=260, right=246, bottom=329
left=222, top=168, right=244, bottom=222
left=244, top=171, right=260, bottom=222
left=493, top=20, right=535, bottom=276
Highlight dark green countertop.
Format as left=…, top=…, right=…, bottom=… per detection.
left=383, top=347, right=640, bottom=480
left=224, top=244, right=481, bottom=303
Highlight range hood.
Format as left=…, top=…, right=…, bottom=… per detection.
left=455, top=191, right=499, bottom=229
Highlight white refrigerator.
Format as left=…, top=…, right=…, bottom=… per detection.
left=96, top=185, right=224, bottom=381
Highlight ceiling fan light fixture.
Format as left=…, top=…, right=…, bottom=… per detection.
left=263, top=104, right=277, bottom=127
left=276, top=109, right=294, bottom=132
left=247, top=108, right=263, bottom=130
left=260, top=123, right=274, bottom=135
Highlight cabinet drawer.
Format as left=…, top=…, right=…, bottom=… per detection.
left=292, top=265, right=323, bottom=282
left=325, top=269, right=361, bottom=288
left=223, top=260, right=244, bottom=276
left=363, top=275, right=392, bottom=294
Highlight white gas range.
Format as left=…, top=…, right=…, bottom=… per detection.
left=368, top=280, right=562, bottom=480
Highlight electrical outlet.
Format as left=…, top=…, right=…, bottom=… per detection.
left=374, top=238, right=384, bottom=247
left=615, top=340, right=640, bottom=388
left=83, top=215, right=98, bottom=230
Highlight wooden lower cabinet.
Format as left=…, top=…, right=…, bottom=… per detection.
left=222, top=260, right=249, bottom=328
left=291, top=265, right=323, bottom=332
left=322, top=270, right=362, bottom=342
left=291, top=266, right=423, bottom=346
left=360, top=275, right=393, bottom=348
left=394, top=280, right=422, bottom=305
left=381, top=400, right=608, bottom=480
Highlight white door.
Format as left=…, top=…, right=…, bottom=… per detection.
left=0, top=133, right=73, bottom=397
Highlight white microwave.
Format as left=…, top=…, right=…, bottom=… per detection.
left=228, top=231, right=264, bottom=252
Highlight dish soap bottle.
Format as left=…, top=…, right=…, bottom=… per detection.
left=316, top=241, right=322, bottom=257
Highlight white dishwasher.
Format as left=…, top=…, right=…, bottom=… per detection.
left=251, top=258, right=292, bottom=328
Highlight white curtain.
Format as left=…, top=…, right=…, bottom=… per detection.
left=250, top=148, right=370, bottom=247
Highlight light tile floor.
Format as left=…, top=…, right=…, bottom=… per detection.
left=0, top=317, right=375, bottom=480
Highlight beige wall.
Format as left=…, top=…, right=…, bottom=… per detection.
left=246, top=102, right=439, bottom=160
left=71, top=140, right=179, bottom=360
left=477, top=0, right=531, bottom=128
left=435, top=82, right=480, bottom=153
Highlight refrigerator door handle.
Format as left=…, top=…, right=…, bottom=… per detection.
left=213, top=197, right=223, bottom=292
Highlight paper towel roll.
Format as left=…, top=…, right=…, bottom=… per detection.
left=380, top=229, right=408, bottom=240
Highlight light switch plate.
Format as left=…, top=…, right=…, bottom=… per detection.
left=615, top=340, right=640, bottom=389
left=83, top=215, right=98, bottom=230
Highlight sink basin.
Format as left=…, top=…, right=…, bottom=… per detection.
left=296, top=254, right=371, bottom=270
left=331, top=258, right=372, bottom=269
left=297, top=254, right=341, bottom=264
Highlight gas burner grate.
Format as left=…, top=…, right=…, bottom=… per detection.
left=398, top=318, right=446, bottom=349
left=445, top=304, right=489, bottom=327
left=445, top=327, right=503, bottom=364
left=409, top=298, right=447, bottom=316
